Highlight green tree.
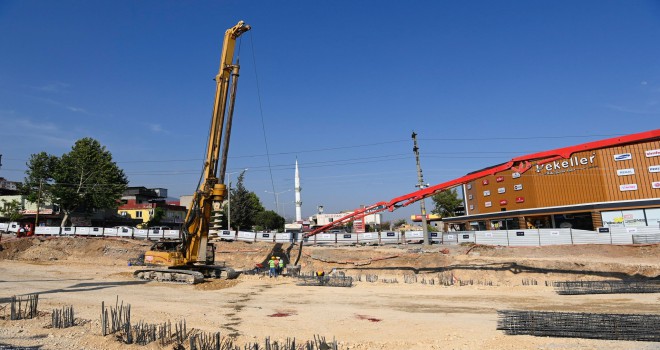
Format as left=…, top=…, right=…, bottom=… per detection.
left=22, top=152, right=58, bottom=204
left=229, top=171, right=264, bottom=231
left=431, top=188, right=462, bottom=217
left=254, top=210, right=285, bottom=231
left=23, top=138, right=128, bottom=227
left=393, top=218, right=407, bottom=228
left=380, top=220, right=391, bottom=231
left=0, top=199, right=24, bottom=222
left=146, top=207, right=165, bottom=228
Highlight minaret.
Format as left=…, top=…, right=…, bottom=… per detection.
left=295, top=158, right=302, bottom=222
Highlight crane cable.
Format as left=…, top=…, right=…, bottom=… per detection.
left=249, top=32, right=278, bottom=200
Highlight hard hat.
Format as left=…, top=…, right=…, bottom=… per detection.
left=271, top=256, right=276, bottom=259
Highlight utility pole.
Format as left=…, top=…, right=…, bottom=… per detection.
left=35, top=179, right=43, bottom=227
left=412, top=132, right=430, bottom=246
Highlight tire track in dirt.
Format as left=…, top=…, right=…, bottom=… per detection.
left=221, top=283, right=273, bottom=337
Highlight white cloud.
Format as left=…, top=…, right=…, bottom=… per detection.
left=66, top=106, right=88, bottom=113
left=33, top=82, right=70, bottom=93
left=605, top=104, right=660, bottom=115
left=146, top=123, right=168, bottom=133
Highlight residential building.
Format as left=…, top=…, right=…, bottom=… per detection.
left=118, top=187, right=186, bottom=228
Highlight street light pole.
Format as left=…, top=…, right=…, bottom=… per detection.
left=227, top=181, right=232, bottom=233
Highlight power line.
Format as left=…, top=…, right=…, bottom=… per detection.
left=250, top=30, right=278, bottom=197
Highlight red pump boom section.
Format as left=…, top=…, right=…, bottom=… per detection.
left=305, top=129, right=660, bottom=237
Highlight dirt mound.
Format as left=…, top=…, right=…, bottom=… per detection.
left=1, top=236, right=658, bottom=282
left=0, top=236, right=150, bottom=265
left=212, top=241, right=660, bottom=283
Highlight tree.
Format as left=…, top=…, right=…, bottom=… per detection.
left=393, top=218, right=407, bottom=228
left=254, top=210, right=285, bottom=231
left=23, top=138, right=128, bottom=227
left=229, top=171, right=264, bottom=231
left=22, top=152, right=57, bottom=204
left=431, top=189, right=462, bottom=217
left=380, top=220, right=391, bottom=231
left=146, top=207, right=165, bottom=228
left=0, top=199, right=23, bottom=222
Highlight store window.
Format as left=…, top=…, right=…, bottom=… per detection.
left=490, top=218, right=519, bottom=230
left=646, top=208, right=660, bottom=228
left=553, top=213, right=594, bottom=230
left=601, top=211, right=624, bottom=228
left=621, top=209, right=646, bottom=227
left=469, top=221, right=487, bottom=231
left=601, top=208, right=660, bottom=227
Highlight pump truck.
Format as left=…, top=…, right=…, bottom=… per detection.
left=134, top=21, right=251, bottom=284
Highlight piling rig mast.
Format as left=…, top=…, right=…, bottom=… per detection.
left=134, top=21, right=251, bottom=284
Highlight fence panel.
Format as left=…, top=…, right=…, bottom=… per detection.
left=457, top=232, right=476, bottom=244
left=102, top=228, right=118, bottom=237
left=118, top=228, right=135, bottom=239
left=539, top=229, right=573, bottom=245
left=381, top=231, right=401, bottom=245
left=358, top=232, right=379, bottom=245
left=75, top=227, right=90, bottom=236
left=88, top=227, right=104, bottom=237
left=61, top=227, right=76, bottom=236
left=163, top=229, right=180, bottom=239
left=571, top=229, right=611, bottom=244
left=312, top=233, right=336, bottom=245
left=336, top=233, right=357, bottom=245
left=442, top=233, right=460, bottom=245
left=612, top=227, right=660, bottom=244
left=507, top=229, right=541, bottom=247
left=236, top=231, right=256, bottom=242
left=429, top=232, right=442, bottom=243
left=34, top=226, right=60, bottom=236
left=217, top=230, right=235, bottom=241
left=254, top=232, right=274, bottom=242
left=275, top=233, right=292, bottom=243
left=474, top=230, right=508, bottom=245
left=404, top=231, right=423, bottom=243
left=609, top=228, right=634, bottom=245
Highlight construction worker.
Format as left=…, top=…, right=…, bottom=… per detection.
left=316, top=269, right=325, bottom=285
left=278, top=257, right=285, bottom=275
left=268, top=256, right=277, bottom=278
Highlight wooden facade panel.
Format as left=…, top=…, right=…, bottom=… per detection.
left=463, top=139, right=659, bottom=216
left=598, top=140, right=660, bottom=201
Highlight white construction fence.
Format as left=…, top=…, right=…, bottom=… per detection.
left=1, top=223, right=659, bottom=246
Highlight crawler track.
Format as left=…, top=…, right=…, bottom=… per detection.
left=133, top=269, right=205, bottom=284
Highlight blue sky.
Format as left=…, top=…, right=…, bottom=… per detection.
left=1, top=1, right=659, bottom=223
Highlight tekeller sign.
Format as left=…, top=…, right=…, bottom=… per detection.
left=536, top=154, right=596, bottom=174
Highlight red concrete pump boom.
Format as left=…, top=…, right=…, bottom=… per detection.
left=305, top=129, right=660, bottom=238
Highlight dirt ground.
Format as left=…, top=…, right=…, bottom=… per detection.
left=0, top=234, right=659, bottom=349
